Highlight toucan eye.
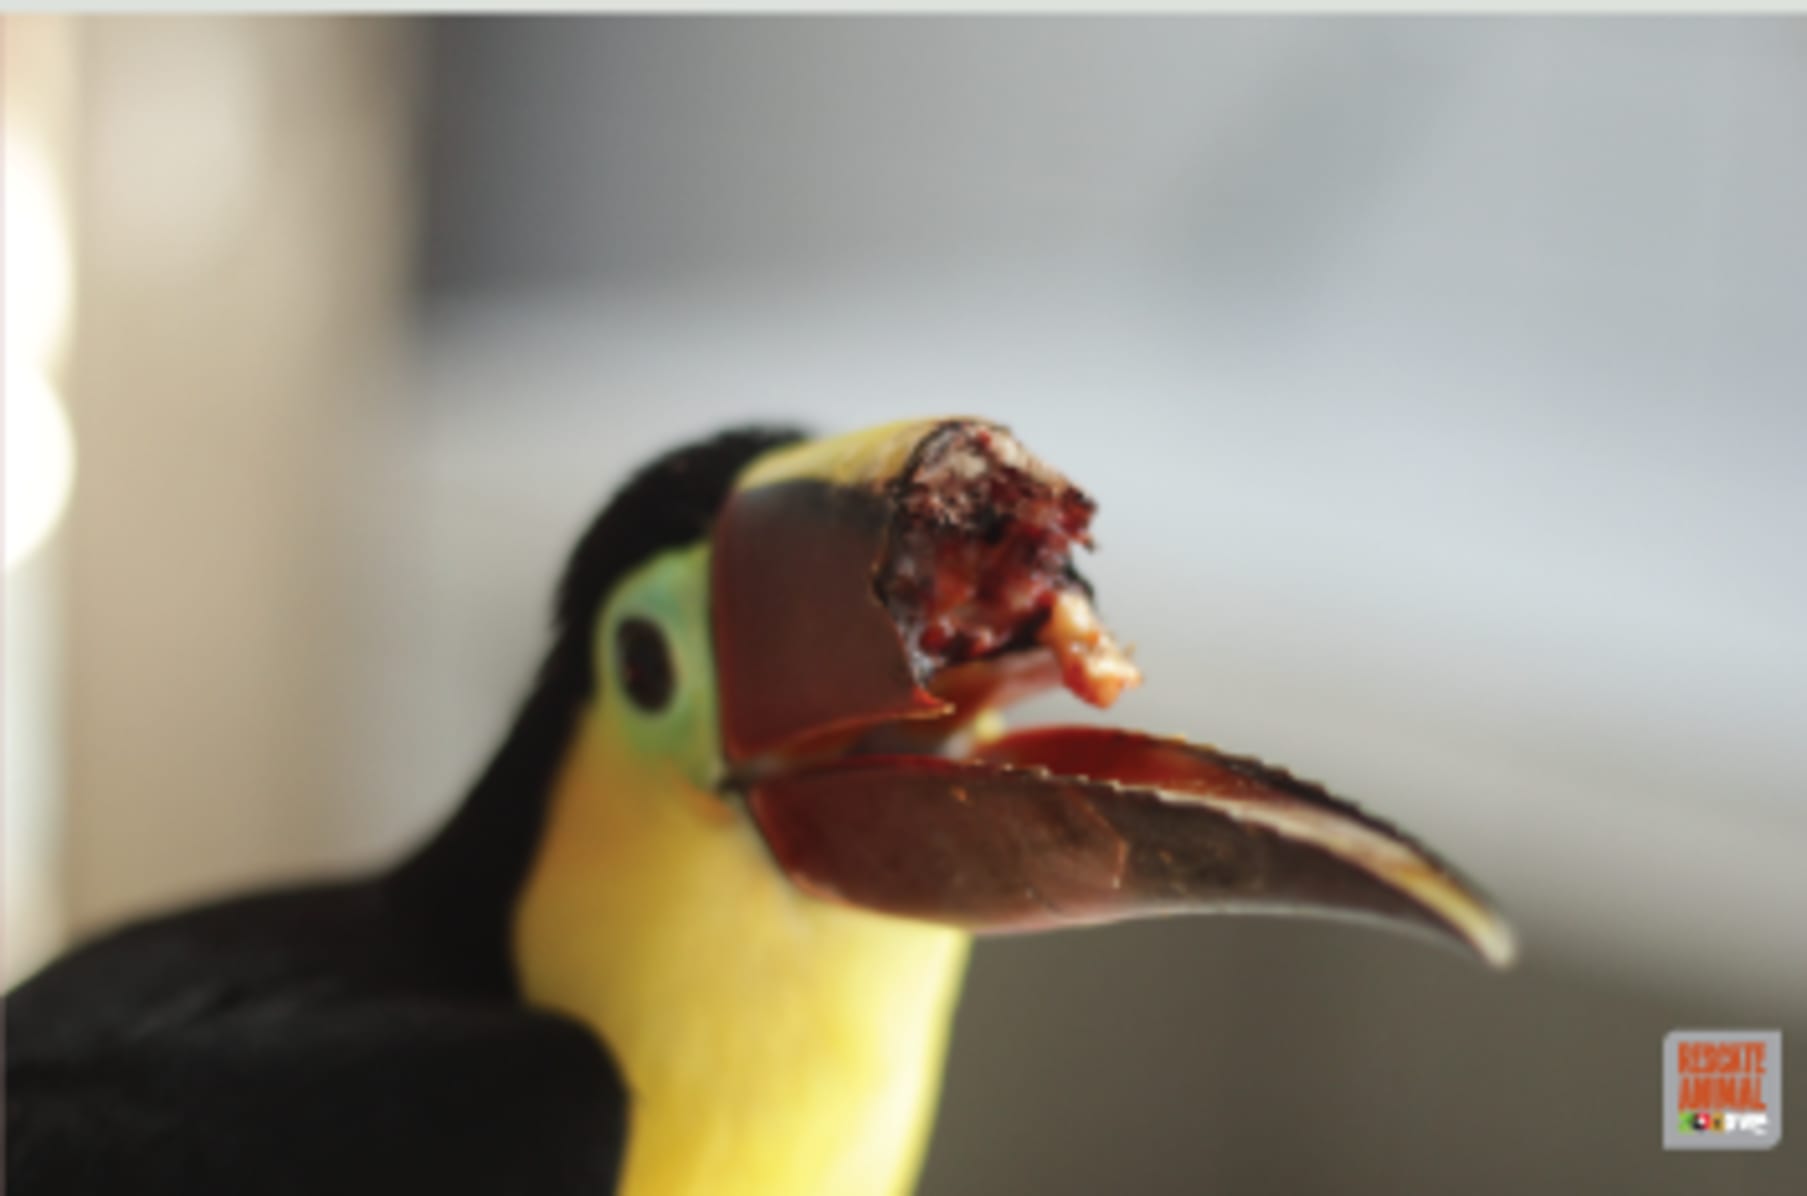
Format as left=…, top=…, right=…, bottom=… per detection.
left=616, top=617, right=674, bottom=712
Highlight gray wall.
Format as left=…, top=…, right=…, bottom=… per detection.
left=413, top=18, right=1805, bottom=1194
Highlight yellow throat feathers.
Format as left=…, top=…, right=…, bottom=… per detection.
left=513, top=704, right=970, bottom=1196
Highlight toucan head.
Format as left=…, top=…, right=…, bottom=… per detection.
left=520, top=417, right=1513, bottom=970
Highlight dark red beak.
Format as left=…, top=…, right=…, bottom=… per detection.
left=711, top=419, right=1515, bottom=968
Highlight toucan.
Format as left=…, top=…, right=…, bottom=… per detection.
left=6, top=418, right=1513, bottom=1196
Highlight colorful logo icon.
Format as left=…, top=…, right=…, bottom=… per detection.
left=1663, top=1030, right=1782, bottom=1151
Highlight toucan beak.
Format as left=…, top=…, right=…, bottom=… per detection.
left=712, top=418, right=1515, bottom=969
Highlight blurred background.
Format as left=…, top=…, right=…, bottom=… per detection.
left=6, top=15, right=1805, bottom=1194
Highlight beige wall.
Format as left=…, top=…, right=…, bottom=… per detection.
left=55, top=18, right=415, bottom=940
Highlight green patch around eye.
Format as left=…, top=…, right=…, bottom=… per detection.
left=595, top=543, right=723, bottom=792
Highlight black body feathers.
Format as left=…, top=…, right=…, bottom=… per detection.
left=5, top=426, right=805, bottom=1195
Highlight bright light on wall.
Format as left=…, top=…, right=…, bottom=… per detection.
left=4, top=16, right=79, bottom=983
left=5, top=365, right=76, bottom=570
left=4, top=131, right=77, bottom=570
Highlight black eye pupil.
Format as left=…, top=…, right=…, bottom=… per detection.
left=616, top=618, right=674, bottom=712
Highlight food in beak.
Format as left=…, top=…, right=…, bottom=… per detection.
left=875, top=420, right=1140, bottom=714
left=719, top=418, right=1515, bottom=967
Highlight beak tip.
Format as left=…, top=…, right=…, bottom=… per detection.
left=1430, top=901, right=1516, bottom=970
left=1474, top=917, right=1520, bottom=971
